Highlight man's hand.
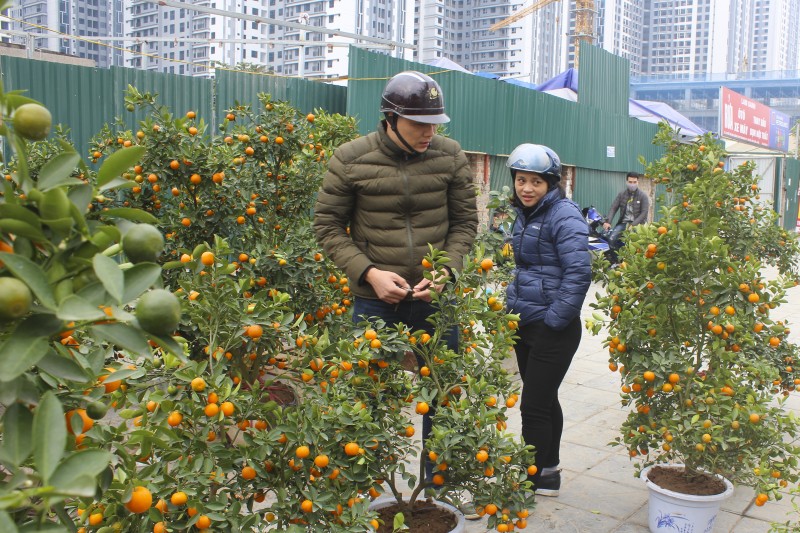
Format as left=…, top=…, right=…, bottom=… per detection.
left=365, top=268, right=412, bottom=304
left=412, top=268, right=449, bottom=303
left=602, top=222, right=611, bottom=230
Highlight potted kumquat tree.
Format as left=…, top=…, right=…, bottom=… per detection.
left=587, top=123, right=800, bottom=533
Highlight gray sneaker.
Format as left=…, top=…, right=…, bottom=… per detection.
left=535, top=470, right=561, bottom=497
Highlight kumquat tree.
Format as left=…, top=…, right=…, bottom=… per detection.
left=587, top=123, right=800, bottom=506
left=1, top=58, right=537, bottom=532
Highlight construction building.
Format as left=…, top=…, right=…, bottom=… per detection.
left=3, top=0, right=124, bottom=68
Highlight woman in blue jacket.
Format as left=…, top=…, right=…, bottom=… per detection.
left=504, top=143, right=591, bottom=496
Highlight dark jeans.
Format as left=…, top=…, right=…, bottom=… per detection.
left=352, top=297, right=458, bottom=480
left=514, top=317, right=582, bottom=482
left=608, top=222, right=627, bottom=250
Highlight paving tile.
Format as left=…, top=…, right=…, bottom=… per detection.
left=611, top=524, right=650, bottom=533
left=559, top=441, right=616, bottom=474
left=561, top=421, right=621, bottom=451
left=561, top=398, right=612, bottom=423
left=556, top=474, right=649, bottom=520
left=722, top=484, right=756, bottom=514
left=558, top=384, right=621, bottom=407
left=580, top=405, right=631, bottom=429
left=526, top=503, right=627, bottom=533
left=584, top=452, right=647, bottom=489
left=565, top=368, right=608, bottom=385
left=711, top=509, right=748, bottom=532
left=731, top=514, right=783, bottom=532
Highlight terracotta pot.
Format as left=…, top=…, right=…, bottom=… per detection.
left=642, top=464, right=734, bottom=533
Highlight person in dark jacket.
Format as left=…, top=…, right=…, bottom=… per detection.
left=602, top=171, right=649, bottom=250
left=505, top=143, right=591, bottom=497
left=313, top=71, right=479, bottom=515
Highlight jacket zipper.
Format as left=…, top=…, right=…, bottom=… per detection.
left=401, top=161, right=414, bottom=272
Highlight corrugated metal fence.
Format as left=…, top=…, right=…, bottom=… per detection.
left=346, top=45, right=663, bottom=169
left=0, top=56, right=346, bottom=156
left=3, top=49, right=795, bottom=225
left=784, top=158, right=800, bottom=231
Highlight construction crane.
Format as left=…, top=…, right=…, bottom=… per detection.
left=488, top=0, right=595, bottom=68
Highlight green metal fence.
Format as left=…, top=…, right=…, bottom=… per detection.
left=346, top=46, right=663, bottom=173
left=214, top=70, right=346, bottom=119
left=784, top=158, right=800, bottom=231
left=0, top=57, right=213, bottom=155
left=0, top=57, right=346, bottom=156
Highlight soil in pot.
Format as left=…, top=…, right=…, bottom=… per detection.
left=647, top=465, right=726, bottom=495
left=375, top=499, right=458, bottom=533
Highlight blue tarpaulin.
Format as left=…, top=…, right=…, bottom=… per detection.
left=535, top=69, right=706, bottom=137
left=535, top=68, right=579, bottom=92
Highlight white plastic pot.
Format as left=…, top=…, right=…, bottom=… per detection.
left=369, top=496, right=465, bottom=533
left=642, top=464, right=734, bottom=533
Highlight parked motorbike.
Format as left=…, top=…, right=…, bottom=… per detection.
left=582, top=206, right=618, bottom=264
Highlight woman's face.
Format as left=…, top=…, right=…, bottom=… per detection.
left=514, top=171, right=549, bottom=208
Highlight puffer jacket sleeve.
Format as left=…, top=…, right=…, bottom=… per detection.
left=313, top=148, right=374, bottom=284
left=443, top=147, right=478, bottom=271
left=543, top=203, right=591, bottom=330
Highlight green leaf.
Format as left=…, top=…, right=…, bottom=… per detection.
left=0, top=403, right=34, bottom=466
left=0, top=325, right=50, bottom=382
left=37, top=152, right=82, bottom=191
left=123, top=263, right=162, bottom=303
left=0, top=219, right=46, bottom=242
left=101, top=207, right=158, bottom=224
left=57, top=294, right=107, bottom=321
left=18, top=524, right=67, bottom=533
left=6, top=94, right=41, bottom=109
left=96, top=146, right=145, bottom=187
left=90, top=323, right=150, bottom=355
left=49, top=449, right=111, bottom=494
left=148, top=333, right=185, bottom=360
left=37, top=351, right=90, bottom=382
left=0, top=512, right=19, bottom=533
left=0, top=253, right=56, bottom=309
left=0, top=203, right=42, bottom=228
left=93, top=254, right=124, bottom=304
left=0, top=375, right=41, bottom=406
left=99, top=177, right=136, bottom=193
left=33, top=391, right=67, bottom=484
left=68, top=183, right=94, bottom=214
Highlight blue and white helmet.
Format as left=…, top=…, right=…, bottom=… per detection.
left=506, top=143, right=561, bottom=185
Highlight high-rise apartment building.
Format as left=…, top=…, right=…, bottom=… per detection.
left=6, top=0, right=799, bottom=83
left=598, top=0, right=644, bottom=75
left=271, top=0, right=412, bottom=79
left=632, top=0, right=799, bottom=77
left=125, top=0, right=277, bottom=77
left=5, top=0, right=124, bottom=68
left=444, top=0, right=528, bottom=78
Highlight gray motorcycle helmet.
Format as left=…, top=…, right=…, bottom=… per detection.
left=506, top=143, right=562, bottom=185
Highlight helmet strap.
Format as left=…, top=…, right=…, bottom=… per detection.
left=385, top=113, right=420, bottom=155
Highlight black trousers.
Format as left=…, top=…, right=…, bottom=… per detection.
left=514, top=317, right=582, bottom=482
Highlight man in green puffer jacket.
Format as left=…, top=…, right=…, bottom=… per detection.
left=314, top=71, right=478, bottom=304
left=313, top=72, right=479, bottom=516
